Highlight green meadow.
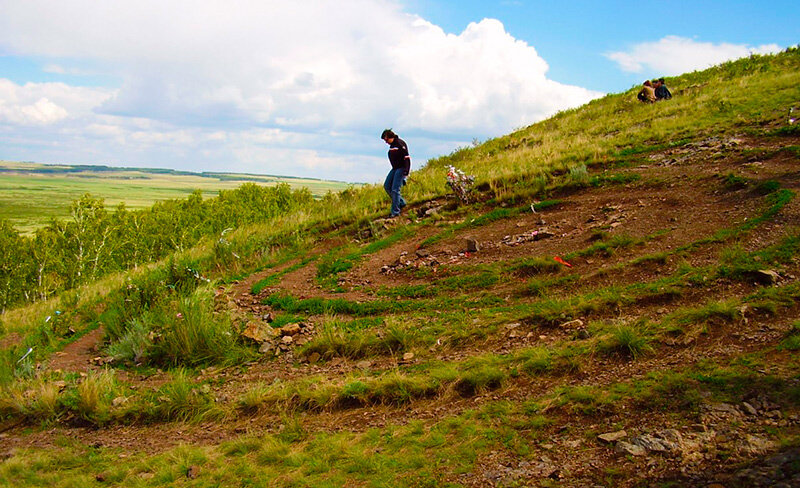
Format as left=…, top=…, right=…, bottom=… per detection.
left=0, top=161, right=353, bottom=233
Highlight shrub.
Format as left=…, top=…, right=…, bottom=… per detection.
left=106, top=317, right=153, bottom=365
left=153, top=286, right=250, bottom=367
left=568, top=165, right=590, bottom=186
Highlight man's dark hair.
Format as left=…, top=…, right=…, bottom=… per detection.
left=658, top=78, right=665, bottom=83
left=381, top=129, right=397, bottom=140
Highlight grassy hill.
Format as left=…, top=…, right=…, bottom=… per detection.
left=1, top=48, right=799, bottom=487
left=0, top=162, right=352, bottom=233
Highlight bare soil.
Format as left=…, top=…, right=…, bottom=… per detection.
left=5, top=134, right=800, bottom=487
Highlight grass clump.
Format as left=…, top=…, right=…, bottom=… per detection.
left=509, top=257, right=562, bottom=276
left=597, top=321, right=654, bottom=360
left=301, top=318, right=416, bottom=360
left=670, top=299, right=742, bottom=327
left=158, top=287, right=252, bottom=367
left=779, top=321, right=800, bottom=351
left=153, top=369, right=221, bottom=422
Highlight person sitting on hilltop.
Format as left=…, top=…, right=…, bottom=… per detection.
left=654, top=78, right=672, bottom=101
left=637, top=80, right=656, bottom=103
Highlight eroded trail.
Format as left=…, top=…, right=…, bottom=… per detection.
left=4, top=135, right=800, bottom=487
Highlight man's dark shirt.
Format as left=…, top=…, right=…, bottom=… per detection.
left=388, top=137, right=411, bottom=176
left=655, top=85, right=672, bottom=100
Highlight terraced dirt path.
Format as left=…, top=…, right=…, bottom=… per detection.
left=5, top=134, right=800, bottom=487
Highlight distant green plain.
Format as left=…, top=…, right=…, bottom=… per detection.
left=0, top=161, right=354, bottom=233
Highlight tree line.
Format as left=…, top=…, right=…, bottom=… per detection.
left=0, top=183, right=313, bottom=311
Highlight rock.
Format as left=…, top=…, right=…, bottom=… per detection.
left=505, top=323, right=521, bottom=330
left=308, top=352, right=321, bottom=364
left=241, top=321, right=276, bottom=343
left=558, top=319, right=584, bottom=329
left=95, top=473, right=106, bottom=482
left=712, top=403, right=741, bottom=417
left=111, top=396, right=128, bottom=407
left=416, top=249, right=430, bottom=258
left=598, top=430, right=628, bottom=444
left=402, top=352, right=415, bottom=361
left=280, top=323, right=302, bottom=336
left=742, top=435, right=776, bottom=455
left=356, top=360, right=371, bottom=369
left=751, top=269, right=780, bottom=285
left=281, top=335, right=294, bottom=345
left=742, top=402, right=758, bottom=416
left=630, top=433, right=678, bottom=453
left=466, top=238, right=480, bottom=252
left=258, top=343, right=273, bottom=354
left=616, top=441, right=646, bottom=456
left=187, top=465, right=200, bottom=479
left=262, top=313, right=273, bottom=322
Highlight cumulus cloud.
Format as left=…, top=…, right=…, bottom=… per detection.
left=606, top=36, right=781, bottom=76
left=0, top=79, right=111, bottom=125
left=0, top=0, right=601, bottom=182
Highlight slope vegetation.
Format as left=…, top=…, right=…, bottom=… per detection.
left=1, top=49, right=800, bottom=487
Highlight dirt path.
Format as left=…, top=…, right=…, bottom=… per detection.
left=7, top=134, right=800, bottom=487
left=49, top=327, right=105, bottom=373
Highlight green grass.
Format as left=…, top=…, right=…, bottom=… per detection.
left=2, top=48, right=800, bottom=487
left=0, top=162, right=352, bottom=234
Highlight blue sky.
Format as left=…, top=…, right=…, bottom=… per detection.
left=0, top=1, right=796, bottom=183
left=413, top=0, right=798, bottom=92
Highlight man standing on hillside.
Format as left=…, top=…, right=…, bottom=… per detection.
left=381, top=129, right=411, bottom=218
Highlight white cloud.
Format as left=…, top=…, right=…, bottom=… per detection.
left=0, top=79, right=111, bottom=125
left=0, top=0, right=602, bottom=182
left=606, top=36, right=781, bottom=76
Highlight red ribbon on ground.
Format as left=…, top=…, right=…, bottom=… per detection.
left=553, top=256, right=572, bottom=267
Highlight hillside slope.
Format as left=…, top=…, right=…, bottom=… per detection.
left=1, top=49, right=800, bottom=487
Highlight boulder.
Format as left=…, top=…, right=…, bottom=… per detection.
left=598, top=430, right=627, bottom=444
left=280, top=323, right=302, bottom=336
left=558, top=319, right=584, bottom=329
left=751, top=269, right=780, bottom=285
left=616, top=441, right=646, bottom=456
left=187, top=465, right=200, bottom=479
left=241, top=321, right=276, bottom=343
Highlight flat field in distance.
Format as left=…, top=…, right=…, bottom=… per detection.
left=0, top=160, right=354, bottom=233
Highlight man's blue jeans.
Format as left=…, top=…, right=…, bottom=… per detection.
left=383, top=168, right=407, bottom=216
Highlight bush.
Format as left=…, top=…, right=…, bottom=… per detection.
left=154, top=286, right=249, bottom=367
